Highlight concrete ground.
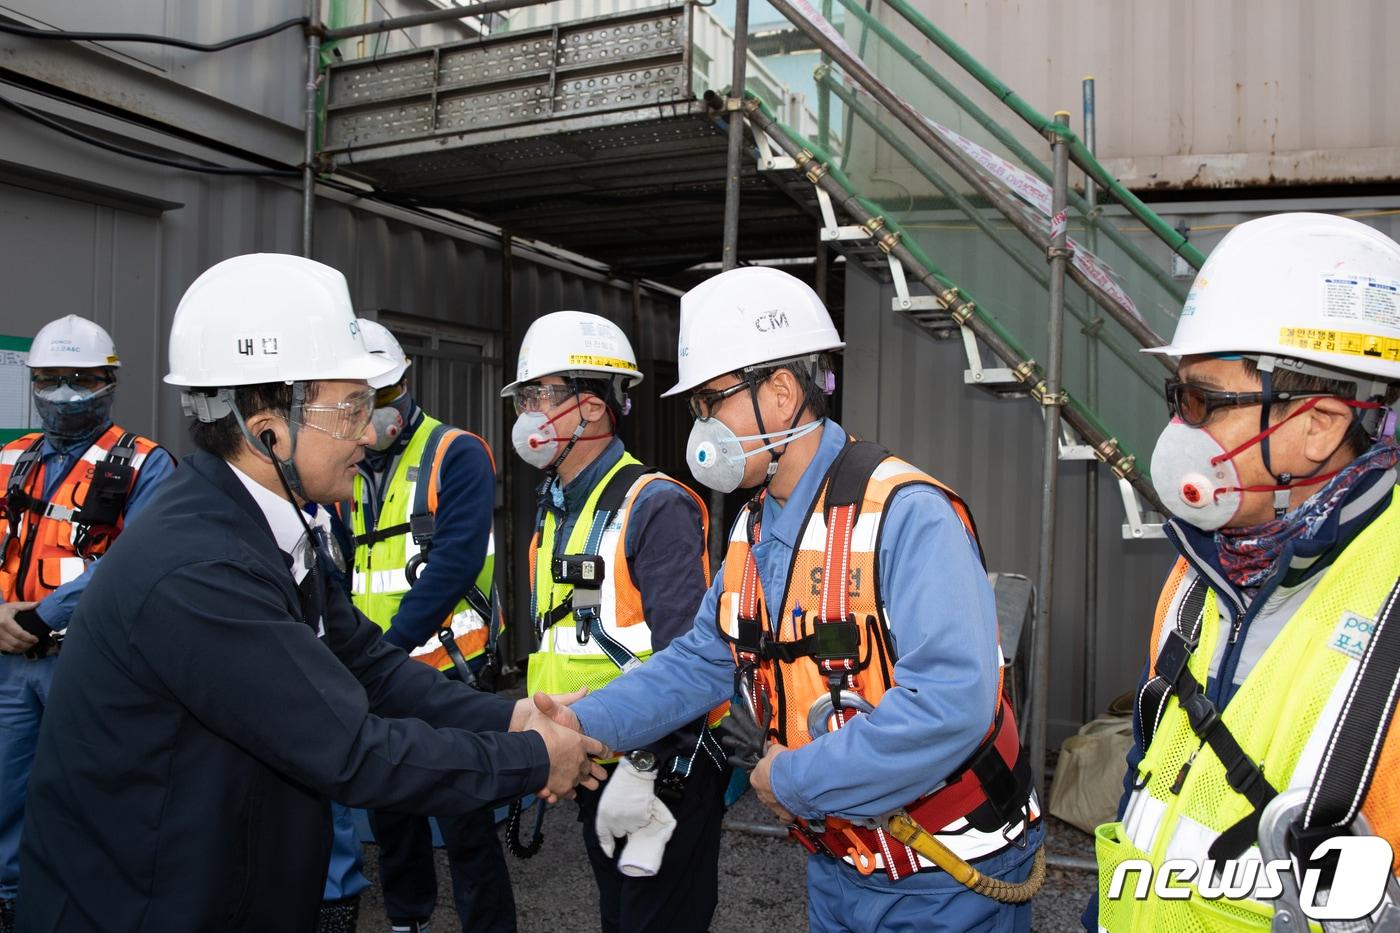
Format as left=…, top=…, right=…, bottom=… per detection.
left=352, top=799, right=1096, bottom=932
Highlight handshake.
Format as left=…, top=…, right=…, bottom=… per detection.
left=507, top=689, right=677, bottom=877
left=508, top=688, right=609, bottom=803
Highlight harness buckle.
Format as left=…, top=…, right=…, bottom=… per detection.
left=408, top=512, right=435, bottom=549
left=1156, top=629, right=1197, bottom=688
left=1181, top=690, right=1220, bottom=738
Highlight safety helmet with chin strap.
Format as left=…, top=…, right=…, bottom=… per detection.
left=165, top=253, right=392, bottom=498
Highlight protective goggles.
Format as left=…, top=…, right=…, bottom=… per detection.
left=31, top=370, right=112, bottom=392
left=1164, top=377, right=1335, bottom=428
left=512, top=383, right=579, bottom=415
left=374, top=384, right=406, bottom=406
left=293, top=386, right=376, bottom=440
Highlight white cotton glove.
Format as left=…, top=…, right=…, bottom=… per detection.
left=616, top=798, right=677, bottom=877
left=594, top=757, right=677, bottom=876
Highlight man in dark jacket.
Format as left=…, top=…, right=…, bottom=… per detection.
left=15, top=254, right=604, bottom=933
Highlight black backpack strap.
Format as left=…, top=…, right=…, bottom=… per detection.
left=1296, top=575, right=1400, bottom=850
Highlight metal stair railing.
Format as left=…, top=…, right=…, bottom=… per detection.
left=745, top=98, right=1158, bottom=511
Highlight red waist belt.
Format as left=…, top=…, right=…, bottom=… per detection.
left=790, top=700, right=1030, bottom=882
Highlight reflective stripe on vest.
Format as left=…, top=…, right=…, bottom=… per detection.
left=0, top=427, right=158, bottom=615
left=526, top=453, right=709, bottom=698
left=349, top=416, right=495, bottom=670
left=717, top=451, right=1031, bottom=873
left=1097, top=489, right=1400, bottom=932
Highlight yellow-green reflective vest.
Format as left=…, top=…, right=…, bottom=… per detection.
left=1096, top=490, right=1400, bottom=932
left=525, top=453, right=707, bottom=697
left=349, top=415, right=495, bottom=671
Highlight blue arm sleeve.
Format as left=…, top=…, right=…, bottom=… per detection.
left=382, top=434, right=495, bottom=652
left=35, top=447, right=176, bottom=630
left=570, top=572, right=736, bottom=752
left=624, top=481, right=711, bottom=759
left=768, top=484, right=1000, bottom=821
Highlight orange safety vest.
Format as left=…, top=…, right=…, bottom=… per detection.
left=716, top=439, right=1031, bottom=880
left=0, top=427, right=161, bottom=611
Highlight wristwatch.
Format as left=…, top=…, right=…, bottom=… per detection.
left=626, top=749, right=658, bottom=773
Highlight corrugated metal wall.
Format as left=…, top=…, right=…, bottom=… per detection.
left=0, top=60, right=687, bottom=663
left=841, top=263, right=1173, bottom=746
left=859, top=0, right=1400, bottom=188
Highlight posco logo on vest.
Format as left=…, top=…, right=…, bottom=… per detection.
left=1107, top=835, right=1396, bottom=921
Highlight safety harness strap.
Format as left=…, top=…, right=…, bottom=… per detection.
left=563, top=463, right=655, bottom=671
left=407, top=423, right=457, bottom=551
left=1296, top=573, right=1400, bottom=854
left=1138, top=576, right=1209, bottom=749
left=0, top=435, right=46, bottom=566
left=1140, top=577, right=1279, bottom=861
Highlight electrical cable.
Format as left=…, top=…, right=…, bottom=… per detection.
left=0, top=93, right=299, bottom=177
left=0, top=16, right=307, bottom=52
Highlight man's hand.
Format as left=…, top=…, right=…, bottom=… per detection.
left=524, top=702, right=608, bottom=804
left=751, top=742, right=794, bottom=823
left=511, top=687, right=586, bottom=733
left=0, top=601, right=42, bottom=655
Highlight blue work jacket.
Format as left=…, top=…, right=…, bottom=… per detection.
left=571, top=419, right=1000, bottom=822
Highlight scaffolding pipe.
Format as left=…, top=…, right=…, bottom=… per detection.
left=743, top=102, right=1161, bottom=510
left=875, top=0, right=1204, bottom=270
left=764, top=0, right=1172, bottom=363
left=1029, top=112, right=1072, bottom=801
left=1081, top=76, right=1100, bottom=724
left=829, top=0, right=1187, bottom=304
left=301, top=0, right=321, bottom=258
left=713, top=0, right=751, bottom=567
left=817, top=0, right=832, bottom=151
left=820, top=76, right=1164, bottom=395
left=322, top=0, right=545, bottom=41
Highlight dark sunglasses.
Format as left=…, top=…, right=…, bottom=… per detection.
left=688, top=379, right=756, bottom=421
left=31, top=371, right=112, bottom=392
left=1164, top=378, right=1334, bottom=427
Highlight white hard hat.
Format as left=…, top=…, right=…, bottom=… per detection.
left=27, top=315, right=120, bottom=369
left=663, top=267, right=844, bottom=397
left=357, top=319, right=411, bottom=389
left=1145, top=212, right=1400, bottom=382
left=164, top=254, right=393, bottom=388
left=500, top=310, right=643, bottom=397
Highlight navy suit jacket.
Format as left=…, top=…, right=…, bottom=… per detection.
left=17, top=452, right=547, bottom=933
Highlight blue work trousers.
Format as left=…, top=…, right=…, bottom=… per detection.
left=806, top=821, right=1044, bottom=933
left=0, top=654, right=56, bottom=901
left=323, top=803, right=370, bottom=901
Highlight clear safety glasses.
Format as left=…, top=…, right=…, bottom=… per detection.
left=293, top=386, right=376, bottom=440
left=512, top=383, right=577, bottom=415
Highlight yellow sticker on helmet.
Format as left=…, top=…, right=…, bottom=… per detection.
left=567, top=354, right=633, bottom=369
left=1279, top=327, right=1400, bottom=361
